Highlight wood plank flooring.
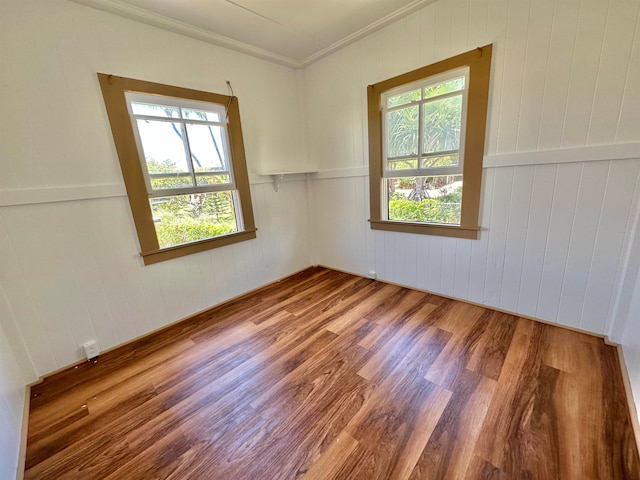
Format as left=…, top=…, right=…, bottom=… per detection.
left=25, top=267, right=640, bottom=479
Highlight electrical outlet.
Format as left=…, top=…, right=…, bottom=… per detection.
left=83, top=341, right=100, bottom=360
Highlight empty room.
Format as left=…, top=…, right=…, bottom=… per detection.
left=1, top=0, right=640, bottom=478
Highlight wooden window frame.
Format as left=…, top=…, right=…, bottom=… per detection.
left=367, top=45, right=492, bottom=240
left=98, top=74, right=256, bottom=265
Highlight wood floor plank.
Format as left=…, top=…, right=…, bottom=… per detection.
left=474, top=328, right=546, bottom=472
left=424, top=307, right=489, bottom=389
left=24, top=267, right=640, bottom=480
left=300, top=431, right=360, bottom=480
left=357, top=303, right=439, bottom=382
left=409, top=370, right=497, bottom=480
left=466, top=311, right=518, bottom=380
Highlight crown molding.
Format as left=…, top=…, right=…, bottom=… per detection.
left=299, top=0, right=437, bottom=67
left=70, top=0, right=302, bottom=68
left=70, top=0, right=436, bottom=69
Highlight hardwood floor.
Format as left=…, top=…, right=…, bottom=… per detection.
left=25, top=267, right=640, bottom=479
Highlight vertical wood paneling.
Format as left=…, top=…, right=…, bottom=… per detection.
left=2, top=207, right=75, bottom=369
left=434, top=0, right=453, bottom=61
left=561, top=0, right=609, bottom=147
left=68, top=201, right=121, bottom=350
left=0, top=213, right=58, bottom=375
left=616, top=11, right=640, bottom=143
left=587, top=1, right=640, bottom=146
left=467, top=0, right=489, bottom=48
left=499, top=166, right=534, bottom=312
left=419, top=6, right=437, bottom=66
left=515, top=0, right=554, bottom=152
left=87, top=200, right=137, bottom=343
left=468, top=168, right=494, bottom=304
left=450, top=0, right=470, bottom=53
left=109, top=200, right=156, bottom=337
left=516, top=165, right=556, bottom=317
left=389, top=230, right=404, bottom=285
left=536, top=163, right=582, bottom=322
left=583, top=161, right=640, bottom=333
left=453, top=239, right=471, bottom=300
left=495, top=0, right=530, bottom=154
left=484, top=0, right=509, bottom=156
left=440, top=237, right=457, bottom=296
left=557, top=162, right=609, bottom=328
left=428, top=236, right=444, bottom=294
left=483, top=168, right=513, bottom=305
left=537, top=0, right=580, bottom=150
left=415, top=234, right=431, bottom=292
left=374, top=229, right=386, bottom=280
left=154, top=262, right=182, bottom=329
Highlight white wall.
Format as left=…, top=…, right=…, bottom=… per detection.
left=0, top=0, right=311, bottom=379
left=0, top=320, right=26, bottom=480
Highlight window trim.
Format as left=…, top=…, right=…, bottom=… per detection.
left=98, top=74, right=256, bottom=265
left=367, top=45, right=492, bottom=240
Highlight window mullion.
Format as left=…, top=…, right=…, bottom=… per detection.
left=179, top=118, right=197, bottom=187
left=417, top=89, right=424, bottom=173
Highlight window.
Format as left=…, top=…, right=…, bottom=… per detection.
left=99, top=74, right=256, bottom=264
left=368, top=45, right=492, bottom=239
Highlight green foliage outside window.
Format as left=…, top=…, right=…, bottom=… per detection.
left=388, top=187, right=462, bottom=225
left=147, top=159, right=237, bottom=248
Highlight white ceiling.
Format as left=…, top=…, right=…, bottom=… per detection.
left=72, top=0, right=436, bottom=67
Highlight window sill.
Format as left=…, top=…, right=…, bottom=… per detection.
left=140, top=229, right=257, bottom=265
left=369, top=220, right=479, bottom=239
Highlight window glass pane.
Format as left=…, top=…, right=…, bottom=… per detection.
left=194, top=173, right=231, bottom=186
left=150, top=191, right=238, bottom=248
left=137, top=119, right=193, bottom=190
left=424, top=76, right=465, bottom=99
left=387, top=105, right=418, bottom=159
left=421, top=153, right=459, bottom=168
left=387, top=175, right=463, bottom=225
left=387, top=157, right=418, bottom=171
left=387, top=89, right=421, bottom=108
left=185, top=123, right=230, bottom=186
left=131, top=103, right=180, bottom=118
left=422, top=95, right=462, bottom=154
left=182, top=108, right=222, bottom=122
